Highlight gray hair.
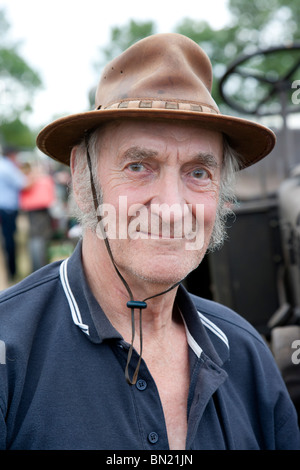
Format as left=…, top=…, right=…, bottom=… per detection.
left=69, top=130, right=102, bottom=230
left=209, top=139, right=240, bottom=251
left=69, top=126, right=241, bottom=251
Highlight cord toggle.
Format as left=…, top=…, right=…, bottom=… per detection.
left=127, top=300, right=147, bottom=310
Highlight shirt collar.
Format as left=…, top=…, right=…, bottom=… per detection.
left=60, top=241, right=229, bottom=366
left=60, top=241, right=122, bottom=344
left=176, top=285, right=229, bottom=366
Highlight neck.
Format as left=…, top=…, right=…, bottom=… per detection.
left=81, top=230, right=180, bottom=344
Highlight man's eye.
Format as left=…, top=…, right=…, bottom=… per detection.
left=191, top=168, right=209, bottom=179
left=128, top=162, right=145, bottom=172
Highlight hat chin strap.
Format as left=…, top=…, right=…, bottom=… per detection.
left=85, top=133, right=181, bottom=385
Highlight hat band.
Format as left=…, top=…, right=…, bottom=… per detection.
left=97, top=99, right=220, bottom=114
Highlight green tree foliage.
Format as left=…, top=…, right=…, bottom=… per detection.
left=0, top=8, right=42, bottom=149
left=175, top=0, right=300, bottom=114
left=0, top=118, right=36, bottom=148
left=95, top=19, right=157, bottom=66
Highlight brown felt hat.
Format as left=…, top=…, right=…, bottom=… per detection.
left=36, top=33, right=276, bottom=168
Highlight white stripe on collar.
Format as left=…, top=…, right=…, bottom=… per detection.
left=59, top=258, right=90, bottom=336
left=181, top=309, right=229, bottom=358
left=181, top=314, right=203, bottom=358
left=198, top=311, right=229, bottom=349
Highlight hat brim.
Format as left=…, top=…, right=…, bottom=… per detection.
left=36, top=108, right=276, bottom=169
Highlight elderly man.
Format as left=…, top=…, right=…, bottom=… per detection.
left=0, top=34, right=299, bottom=450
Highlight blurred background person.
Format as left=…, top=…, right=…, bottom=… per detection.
left=20, top=160, right=56, bottom=272
left=0, top=147, right=28, bottom=282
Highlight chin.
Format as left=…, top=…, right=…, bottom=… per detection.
left=110, top=238, right=207, bottom=288
left=128, top=252, right=203, bottom=287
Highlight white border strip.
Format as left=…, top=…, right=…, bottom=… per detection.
left=181, top=315, right=203, bottom=358
left=59, top=258, right=90, bottom=335
left=198, top=311, right=229, bottom=349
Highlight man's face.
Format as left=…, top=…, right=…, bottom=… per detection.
left=95, top=119, right=223, bottom=288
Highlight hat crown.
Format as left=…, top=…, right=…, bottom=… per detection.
left=95, top=33, right=219, bottom=112
left=36, top=33, right=275, bottom=168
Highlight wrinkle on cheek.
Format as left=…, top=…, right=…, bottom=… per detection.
left=99, top=176, right=148, bottom=209
left=211, top=180, right=221, bottom=197
left=193, top=181, right=220, bottom=202
left=97, top=167, right=126, bottom=195
left=192, top=185, right=220, bottom=222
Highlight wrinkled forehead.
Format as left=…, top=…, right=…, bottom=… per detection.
left=95, top=118, right=224, bottom=163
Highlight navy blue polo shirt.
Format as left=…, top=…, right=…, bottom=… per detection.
left=0, top=242, right=299, bottom=450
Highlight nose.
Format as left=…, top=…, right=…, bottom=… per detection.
left=150, top=170, right=189, bottom=225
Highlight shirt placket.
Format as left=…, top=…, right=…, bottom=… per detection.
left=186, top=353, right=228, bottom=449
left=113, top=341, right=170, bottom=449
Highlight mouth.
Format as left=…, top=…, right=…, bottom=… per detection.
left=132, top=227, right=203, bottom=251
left=135, top=230, right=187, bottom=240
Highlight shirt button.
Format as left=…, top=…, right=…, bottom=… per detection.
left=148, top=432, right=159, bottom=444
left=136, top=379, right=147, bottom=391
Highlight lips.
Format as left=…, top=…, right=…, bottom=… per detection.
left=128, top=212, right=198, bottom=240
left=135, top=230, right=186, bottom=239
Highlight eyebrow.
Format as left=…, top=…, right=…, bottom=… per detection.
left=190, top=152, right=220, bottom=170
left=120, top=146, right=158, bottom=165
